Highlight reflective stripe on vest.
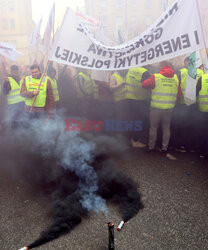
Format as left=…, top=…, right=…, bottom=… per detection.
left=112, top=73, right=126, bottom=102
left=48, top=77, right=59, bottom=102
left=25, top=76, right=47, bottom=107
left=125, top=67, right=149, bottom=100
left=7, top=77, right=25, bottom=105
left=151, top=73, right=179, bottom=109
left=199, top=74, right=208, bottom=112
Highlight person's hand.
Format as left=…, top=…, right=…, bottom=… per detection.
left=33, top=90, right=39, bottom=96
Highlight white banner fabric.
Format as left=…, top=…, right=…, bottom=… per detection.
left=50, top=0, right=205, bottom=71
left=0, top=42, right=23, bottom=61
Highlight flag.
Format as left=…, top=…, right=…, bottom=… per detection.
left=162, top=0, right=169, bottom=11
left=117, top=28, right=124, bottom=44
left=0, top=42, right=23, bottom=61
left=41, top=3, right=55, bottom=53
left=28, top=17, right=42, bottom=47
left=184, top=52, right=198, bottom=105
left=76, top=7, right=98, bottom=26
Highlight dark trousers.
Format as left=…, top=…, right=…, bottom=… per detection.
left=114, top=99, right=149, bottom=143
left=7, top=102, right=25, bottom=129
left=197, top=111, right=208, bottom=156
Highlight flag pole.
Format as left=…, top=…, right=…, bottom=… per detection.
left=29, top=60, right=50, bottom=113
left=196, top=0, right=208, bottom=72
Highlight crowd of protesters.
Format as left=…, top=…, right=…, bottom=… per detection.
left=0, top=57, right=207, bottom=160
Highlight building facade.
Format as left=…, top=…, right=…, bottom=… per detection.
left=0, top=0, right=35, bottom=64
left=85, top=0, right=207, bottom=45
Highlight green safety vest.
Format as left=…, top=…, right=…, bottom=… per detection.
left=198, top=74, right=208, bottom=112
left=48, top=76, right=59, bottom=102
left=25, top=75, right=48, bottom=107
left=112, top=73, right=126, bottom=102
left=125, top=67, right=149, bottom=100
left=7, top=77, right=25, bottom=105
left=151, top=73, right=179, bottom=109
left=76, top=72, right=98, bottom=99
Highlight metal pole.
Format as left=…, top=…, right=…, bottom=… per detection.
left=125, top=0, right=127, bottom=40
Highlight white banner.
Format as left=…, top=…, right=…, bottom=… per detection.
left=0, top=42, right=23, bottom=61
left=50, top=0, right=205, bottom=71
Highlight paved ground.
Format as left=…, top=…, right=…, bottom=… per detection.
left=1, top=148, right=208, bottom=250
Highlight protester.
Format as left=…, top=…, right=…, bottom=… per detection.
left=58, top=65, right=76, bottom=116
left=196, top=74, right=208, bottom=158
left=125, top=67, right=151, bottom=148
left=75, top=68, right=95, bottom=118
left=142, top=61, right=180, bottom=156
left=3, top=65, right=25, bottom=129
left=47, top=66, right=60, bottom=105
left=20, top=64, right=54, bottom=120
left=109, top=69, right=127, bottom=135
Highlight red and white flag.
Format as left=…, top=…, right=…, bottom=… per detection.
left=76, top=7, right=98, bottom=26
left=41, top=3, right=55, bottom=53
left=28, top=17, right=42, bottom=47
left=0, top=42, right=23, bottom=61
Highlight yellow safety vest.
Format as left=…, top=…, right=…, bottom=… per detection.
left=197, top=68, right=204, bottom=81
left=25, top=75, right=48, bottom=107
left=7, top=77, right=25, bottom=105
left=198, top=74, right=208, bottom=112
left=76, top=72, right=98, bottom=99
left=125, top=67, right=149, bottom=100
left=48, top=76, right=59, bottom=102
left=151, top=73, right=179, bottom=109
left=112, top=73, right=126, bottom=102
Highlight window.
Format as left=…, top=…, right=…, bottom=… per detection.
left=0, top=1, right=7, bottom=13
left=131, top=0, right=136, bottom=6
left=10, top=19, right=15, bottom=29
left=8, top=1, right=15, bottom=12
left=2, top=19, right=8, bottom=30
left=116, top=0, right=122, bottom=8
left=131, top=16, right=137, bottom=26
left=145, top=16, right=152, bottom=26
left=116, top=16, right=123, bottom=28
left=100, top=16, right=107, bottom=24
left=145, top=0, right=152, bottom=8
left=100, top=0, right=107, bottom=8
left=11, top=40, right=16, bottom=46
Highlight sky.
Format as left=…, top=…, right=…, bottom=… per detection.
left=31, top=0, right=85, bottom=31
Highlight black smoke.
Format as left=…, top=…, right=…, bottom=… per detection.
left=0, top=114, right=144, bottom=249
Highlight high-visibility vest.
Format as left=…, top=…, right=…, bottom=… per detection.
left=197, top=68, right=204, bottom=81
left=198, top=74, right=208, bottom=112
left=112, top=73, right=126, bottom=102
left=76, top=72, right=98, bottom=99
left=48, top=76, right=60, bottom=102
left=7, top=77, right=25, bottom=105
left=91, top=80, right=99, bottom=100
left=180, top=68, right=188, bottom=97
left=125, top=67, right=149, bottom=100
left=151, top=73, right=179, bottom=109
left=25, top=75, right=48, bottom=107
